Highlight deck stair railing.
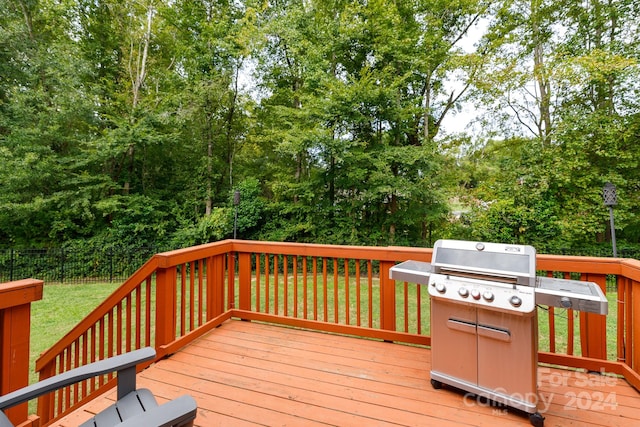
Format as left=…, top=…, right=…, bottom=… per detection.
left=10, top=240, right=639, bottom=426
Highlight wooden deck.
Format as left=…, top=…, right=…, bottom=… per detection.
left=53, top=320, right=639, bottom=427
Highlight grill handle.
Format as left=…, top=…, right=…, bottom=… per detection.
left=477, top=324, right=511, bottom=342
left=446, top=318, right=476, bottom=335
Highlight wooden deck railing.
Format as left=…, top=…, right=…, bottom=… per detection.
left=22, top=240, right=640, bottom=425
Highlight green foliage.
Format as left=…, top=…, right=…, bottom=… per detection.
left=0, top=0, right=639, bottom=253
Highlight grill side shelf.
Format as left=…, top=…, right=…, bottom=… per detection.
left=389, top=260, right=433, bottom=285
left=535, top=277, right=608, bottom=315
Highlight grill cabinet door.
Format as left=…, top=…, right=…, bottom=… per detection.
left=430, top=298, right=477, bottom=384
left=477, top=308, right=538, bottom=405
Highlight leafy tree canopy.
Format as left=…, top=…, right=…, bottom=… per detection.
left=0, top=0, right=638, bottom=255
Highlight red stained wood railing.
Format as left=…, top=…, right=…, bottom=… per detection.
left=22, top=240, right=640, bottom=426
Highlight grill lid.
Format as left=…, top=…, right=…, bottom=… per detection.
left=431, top=239, right=537, bottom=286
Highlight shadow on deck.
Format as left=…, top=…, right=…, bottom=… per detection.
left=53, top=320, right=639, bottom=427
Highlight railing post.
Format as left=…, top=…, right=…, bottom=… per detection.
left=0, top=279, right=44, bottom=426
left=238, top=253, right=252, bottom=311
left=207, top=254, right=226, bottom=319
left=579, top=273, right=608, bottom=359
left=155, top=267, right=177, bottom=347
left=380, top=261, right=396, bottom=331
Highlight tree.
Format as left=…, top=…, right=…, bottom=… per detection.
left=0, top=0, right=106, bottom=244
left=163, top=0, right=252, bottom=216
left=464, top=0, right=640, bottom=248
left=250, top=0, right=487, bottom=244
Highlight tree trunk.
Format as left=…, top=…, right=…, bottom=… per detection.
left=124, top=5, right=153, bottom=194
left=531, top=0, right=552, bottom=146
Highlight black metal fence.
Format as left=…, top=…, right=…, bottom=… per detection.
left=545, top=247, right=640, bottom=259
left=0, top=247, right=160, bottom=284
left=1, top=244, right=638, bottom=287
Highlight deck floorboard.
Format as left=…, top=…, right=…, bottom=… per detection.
left=53, top=320, right=639, bottom=427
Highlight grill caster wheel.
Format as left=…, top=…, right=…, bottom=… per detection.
left=430, top=379, right=443, bottom=389
left=529, top=412, right=544, bottom=427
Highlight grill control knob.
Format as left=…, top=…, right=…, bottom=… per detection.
left=510, top=295, right=522, bottom=307
left=458, top=287, right=469, bottom=298
left=471, top=289, right=481, bottom=300
left=560, top=297, right=572, bottom=308
left=435, top=283, right=446, bottom=293
left=483, top=291, right=494, bottom=302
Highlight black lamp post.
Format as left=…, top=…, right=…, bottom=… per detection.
left=602, top=182, right=617, bottom=257
left=233, top=190, right=240, bottom=239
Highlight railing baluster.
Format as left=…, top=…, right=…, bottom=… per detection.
left=313, top=257, right=318, bottom=321
left=283, top=255, right=288, bottom=316
left=180, top=264, right=187, bottom=336
left=617, top=277, right=626, bottom=362
left=256, top=254, right=261, bottom=313
left=547, top=306, right=556, bottom=353
left=265, top=255, right=270, bottom=314
left=72, top=342, right=79, bottom=406
left=323, top=258, right=328, bottom=322
left=368, top=260, right=373, bottom=328
left=344, top=259, right=350, bottom=325
left=56, top=355, right=63, bottom=415
left=403, top=282, right=409, bottom=333
left=135, top=285, right=141, bottom=349
left=115, top=302, right=122, bottom=356
left=303, top=256, right=308, bottom=319
left=567, top=308, right=575, bottom=355
left=65, top=348, right=71, bottom=411
left=356, top=260, right=361, bottom=327
left=416, top=284, right=422, bottom=335
left=145, top=278, right=152, bottom=347
left=274, top=255, right=279, bottom=315
left=126, top=294, right=132, bottom=353
left=90, top=325, right=96, bottom=392
left=98, top=317, right=105, bottom=386
left=198, top=259, right=204, bottom=326
left=82, top=331, right=88, bottom=398
left=293, top=255, right=298, bottom=318
left=333, top=258, right=339, bottom=323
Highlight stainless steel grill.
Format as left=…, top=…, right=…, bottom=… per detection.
left=390, top=239, right=608, bottom=427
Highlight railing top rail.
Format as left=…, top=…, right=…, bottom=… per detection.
left=620, top=258, right=640, bottom=282
left=536, top=253, right=627, bottom=276
left=156, top=239, right=434, bottom=267
left=155, top=240, right=234, bottom=268
left=230, top=240, right=434, bottom=261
